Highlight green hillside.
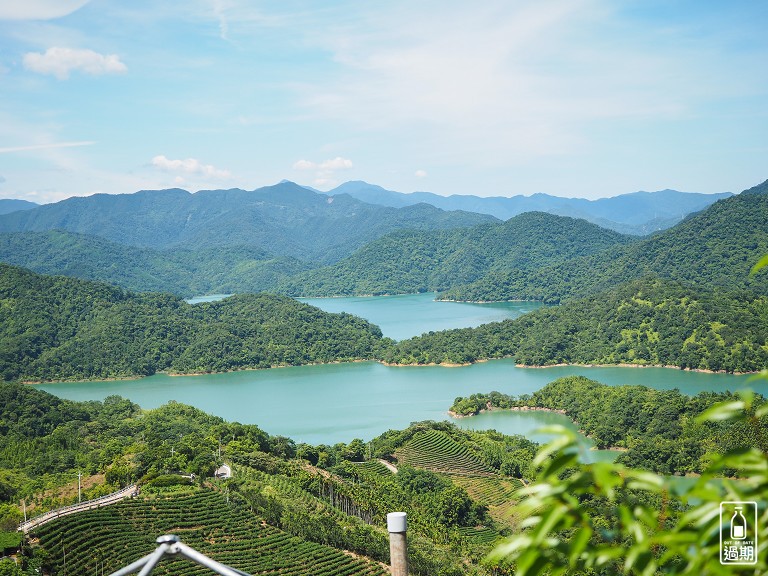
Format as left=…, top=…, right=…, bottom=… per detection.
left=0, top=382, right=541, bottom=575
left=32, top=488, right=388, bottom=576
left=450, top=376, right=766, bottom=475
left=442, top=179, right=768, bottom=303
left=279, top=211, right=634, bottom=297
left=0, top=264, right=388, bottom=382
left=0, top=230, right=307, bottom=296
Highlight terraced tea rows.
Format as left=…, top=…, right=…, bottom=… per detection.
left=32, top=488, right=387, bottom=576
left=448, top=475, right=522, bottom=523
left=394, top=429, right=494, bottom=476
left=457, top=525, right=500, bottom=545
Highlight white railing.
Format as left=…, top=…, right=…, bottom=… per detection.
left=19, top=484, right=138, bottom=533
left=109, top=535, right=251, bottom=576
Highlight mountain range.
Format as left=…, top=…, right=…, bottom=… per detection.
left=0, top=182, right=494, bottom=264
left=324, top=181, right=732, bottom=235
left=440, top=179, right=768, bottom=303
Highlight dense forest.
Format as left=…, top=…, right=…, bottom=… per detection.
left=3, top=264, right=767, bottom=382
left=0, top=264, right=390, bottom=382
left=450, top=376, right=768, bottom=475
left=278, top=212, right=634, bottom=297
left=384, top=277, right=768, bottom=373
left=441, top=179, right=768, bottom=303
left=0, top=230, right=308, bottom=296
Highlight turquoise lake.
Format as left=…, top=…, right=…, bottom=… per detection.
left=37, top=293, right=756, bottom=457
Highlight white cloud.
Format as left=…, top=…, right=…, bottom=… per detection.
left=0, top=141, right=95, bottom=153
left=415, top=170, right=427, bottom=178
left=298, top=0, right=747, bottom=170
left=292, top=157, right=354, bottom=171
left=23, top=47, right=127, bottom=80
left=292, top=156, right=353, bottom=187
left=0, top=0, right=91, bottom=20
left=151, top=155, right=231, bottom=179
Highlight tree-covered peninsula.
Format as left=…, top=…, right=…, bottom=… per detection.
left=0, top=264, right=390, bottom=382
left=383, top=277, right=768, bottom=373
left=450, top=376, right=767, bottom=475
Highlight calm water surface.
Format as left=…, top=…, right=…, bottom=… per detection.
left=299, top=293, right=541, bottom=341
left=38, top=294, right=755, bottom=454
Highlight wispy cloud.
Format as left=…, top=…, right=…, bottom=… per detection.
left=293, top=157, right=353, bottom=172
left=23, top=47, right=127, bottom=79
left=293, top=156, right=353, bottom=187
left=0, top=0, right=92, bottom=21
left=151, top=155, right=232, bottom=179
left=0, top=141, right=96, bottom=153
left=299, top=0, right=750, bottom=167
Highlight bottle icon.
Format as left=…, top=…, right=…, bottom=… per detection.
left=731, top=506, right=747, bottom=540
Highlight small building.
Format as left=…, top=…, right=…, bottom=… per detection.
left=214, top=464, right=232, bottom=479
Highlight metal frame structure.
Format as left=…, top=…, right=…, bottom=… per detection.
left=108, top=535, right=252, bottom=576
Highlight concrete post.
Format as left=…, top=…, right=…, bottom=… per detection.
left=387, top=512, right=408, bottom=576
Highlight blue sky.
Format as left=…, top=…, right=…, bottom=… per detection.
left=0, top=0, right=766, bottom=203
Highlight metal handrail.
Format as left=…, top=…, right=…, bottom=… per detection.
left=19, top=484, right=138, bottom=533
left=109, top=535, right=251, bottom=576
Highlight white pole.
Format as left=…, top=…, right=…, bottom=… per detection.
left=387, top=512, right=408, bottom=576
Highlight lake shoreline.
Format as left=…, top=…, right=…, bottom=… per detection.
left=24, top=357, right=756, bottom=386
left=448, top=405, right=567, bottom=419
left=449, top=405, right=632, bottom=452
left=515, top=362, right=756, bottom=375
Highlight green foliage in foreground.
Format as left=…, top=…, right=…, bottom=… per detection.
left=488, top=387, right=768, bottom=575
left=0, top=263, right=388, bottom=382
left=384, top=277, right=768, bottom=373
left=452, top=377, right=768, bottom=476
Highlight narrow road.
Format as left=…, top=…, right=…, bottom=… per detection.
left=19, top=484, right=138, bottom=534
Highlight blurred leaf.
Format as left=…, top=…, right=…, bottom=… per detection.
left=696, top=400, right=744, bottom=422
left=750, top=253, right=768, bottom=275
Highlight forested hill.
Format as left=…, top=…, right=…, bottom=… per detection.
left=278, top=212, right=635, bottom=297
left=0, top=182, right=494, bottom=264
left=0, top=264, right=388, bottom=382
left=384, top=277, right=768, bottom=373
left=441, top=179, right=768, bottom=303
left=0, top=230, right=308, bottom=296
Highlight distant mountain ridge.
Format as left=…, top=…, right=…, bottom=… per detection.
left=441, top=179, right=768, bottom=303
left=325, top=181, right=733, bottom=235
left=0, top=182, right=494, bottom=265
left=0, top=198, right=38, bottom=215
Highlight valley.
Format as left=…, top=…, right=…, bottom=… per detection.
left=0, top=178, right=767, bottom=575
